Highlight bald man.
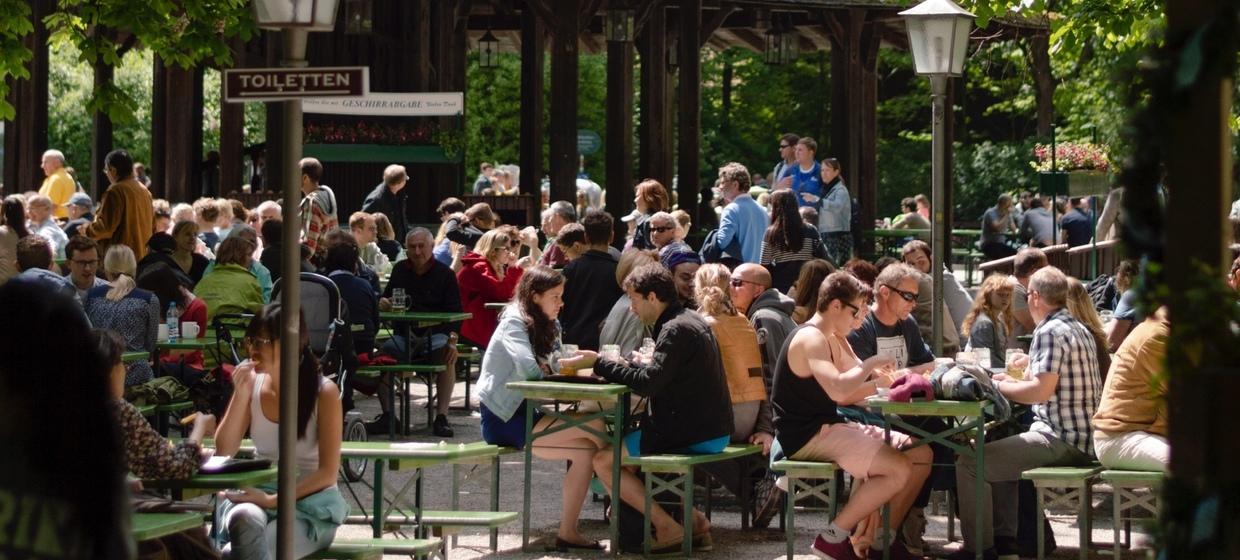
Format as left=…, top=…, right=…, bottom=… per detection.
left=726, top=262, right=797, bottom=528
left=39, top=149, right=76, bottom=219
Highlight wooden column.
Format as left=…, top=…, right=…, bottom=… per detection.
left=826, top=9, right=879, bottom=248
left=151, top=57, right=167, bottom=198
left=546, top=0, right=580, bottom=205
left=1165, top=0, right=1237, bottom=499
left=637, top=5, right=671, bottom=188
left=677, top=0, right=701, bottom=222
left=605, top=35, right=635, bottom=242
left=219, top=41, right=246, bottom=193
left=263, top=33, right=284, bottom=199
left=4, top=0, right=50, bottom=194
left=828, top=45, right=848, bottom=164
left=90, top=60, right=115, bottom=196
left=162, top=66, right=204, bottom=203
left=520, top=3, right=546, bottom=196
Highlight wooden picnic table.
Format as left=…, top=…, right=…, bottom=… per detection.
left=141, top=467, right=279, bottom=492
left=507, top=380, right=631, bottom=554
left=131, top=512, right=205, bottom=542
left=338, top=441, right=502, bottom=538
left=484, top=302, right=507, bottom=311
left=866, top=398, right=991, bottom=560
left=123, top=351, right=149, bottom=363
left=378, top=311, right=472, bottom=327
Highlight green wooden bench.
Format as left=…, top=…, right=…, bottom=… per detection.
left=1022, top=465, right=1103, bottom=560
left=131, top=512, right=205, bottom=542
left=1099, top=469, right=1163, bottom=559
left=355, top=363, right=447, bottom=437
left=344, top=510, right=516, bottom=558
left=623, top=444, right=762, bottom=556
left=303, top=537, right=441, bottom=559
left=771, top=459, right=842, bottom=560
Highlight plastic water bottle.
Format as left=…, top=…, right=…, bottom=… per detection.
left=166, top=302, right=179, bottom=342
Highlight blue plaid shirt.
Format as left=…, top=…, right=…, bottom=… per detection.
left=1027, top=308, right=1102, bottom=455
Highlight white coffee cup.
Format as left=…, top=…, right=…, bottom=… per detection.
left=158, top=324, right=169, bottom=341
left=182, top=322, right=201, bottom=339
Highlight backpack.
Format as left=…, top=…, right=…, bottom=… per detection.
left=1086, top=274, right=1117, bottom=311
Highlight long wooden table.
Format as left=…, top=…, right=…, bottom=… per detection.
left=374, top=311, right=473, bottom=435
left=132, top=512, right=206, bottom=542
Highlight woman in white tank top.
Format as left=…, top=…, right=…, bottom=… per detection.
left=214, top=303, right=347, bottom=559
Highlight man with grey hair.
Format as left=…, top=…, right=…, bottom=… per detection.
left=648, top=211, right=686, bottom=255
left=713, top=162, right=768, bottom=265
left=361, top=163, right=410, bottom=242
left=952, top=265, right=1101, bottom=560
left=25, top=194, right=69, bottom=259
left=375, top=227, right=462, bottom=437
left=254, top=200, right=281, bottom=230
left=39, top=149, right=76, bottom=219
left=538, top=200, right=577, bottom=268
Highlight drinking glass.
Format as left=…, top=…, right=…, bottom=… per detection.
left=560, top=344, right=579, bottom=376
left=1005, top=349, right=1025, bottom=380
left=601, top=344, right=621, bottom=361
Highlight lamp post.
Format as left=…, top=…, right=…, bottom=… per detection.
left=251, top=0, right=339, bottom=557
left=899, top=0, right=973, bottom=358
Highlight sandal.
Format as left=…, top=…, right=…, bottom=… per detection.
left=548, top=537, right=605, bottom=552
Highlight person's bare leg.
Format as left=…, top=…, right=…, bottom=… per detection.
left=830, top=447, right=912, bottom=530
left=886, top=444, right=933, bottom=529
left=377, top=373, right=391, bottom=413
left=531, top=415, right=604, bottom=543
left=592, top=446, right=681, bottom=543
left=435, top=348, right=457, bottom=416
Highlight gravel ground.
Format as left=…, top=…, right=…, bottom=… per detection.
left=319, top=381, right=1158, bottom=559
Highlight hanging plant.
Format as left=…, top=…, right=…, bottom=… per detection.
left=434, top=128, right=465, bottom=161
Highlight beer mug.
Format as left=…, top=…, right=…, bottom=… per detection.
left=560, top=344, right=579, bottom=376
left=1005, top=349, right=1025, bottom=380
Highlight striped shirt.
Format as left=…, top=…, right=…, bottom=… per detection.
left=1027, top=308, right=1102, bottom=455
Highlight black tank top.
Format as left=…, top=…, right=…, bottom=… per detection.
left=772, top=324, right=841, bottom=458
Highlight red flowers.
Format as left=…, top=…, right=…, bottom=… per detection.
left=303, top=121, right=438, bottom=145
left=1032, top=142, right=1111, bottom=173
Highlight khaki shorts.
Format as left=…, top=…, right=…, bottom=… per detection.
left=790, top=422, right=915, bottom=480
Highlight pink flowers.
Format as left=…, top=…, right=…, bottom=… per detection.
left=1032, top=142, right=1111, bottom=173
left=304, top=121, right=438, bottom=145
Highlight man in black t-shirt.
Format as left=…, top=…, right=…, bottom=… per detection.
left=560, top=210, right=622, bottom=351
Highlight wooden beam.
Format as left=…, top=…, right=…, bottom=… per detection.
left=700, top=6, right=737, bottom=46
left=90, top=59, right=114, bottom=197
left=151, top=56, right=167, bottom=199
left=725, top=27, right=769, bottom=53
left=678, top=0, right=703, bottom=224
left=548, top=0, right=580, bottom=204
left=605, top=36, right=636, bottom=245
left=638, top=5, right=672, bottom=188
left=9, top=0, right=50, bottom=194
left=525, top=0, right=560, bottom=31
left=162, top=66, right=204, bottom=202
left=219, top=38, right=245, bottom=194
left=519, top=1, right=546, bottom=195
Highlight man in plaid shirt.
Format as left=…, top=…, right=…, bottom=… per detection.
left=951, top=266, right=1102, bottom=559
left=299, top=157, right=340, bottom=265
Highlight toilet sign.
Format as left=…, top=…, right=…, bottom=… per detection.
left=224, top=67, right=369, bottom=102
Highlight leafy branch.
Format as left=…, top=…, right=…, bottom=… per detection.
left=0, top=0, right=35, bottom=119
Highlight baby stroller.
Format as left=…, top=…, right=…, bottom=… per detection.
left=272, top=272, right=369, bottom=482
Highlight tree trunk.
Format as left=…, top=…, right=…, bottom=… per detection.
left=1029, top=33, right=1055, bottom=138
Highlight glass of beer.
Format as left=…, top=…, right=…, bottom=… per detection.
left=560, top=344, right=579, bottom=376
left=601, top=344, right=621, bottom=362
left=1005, top=349, right=1025, bottom=380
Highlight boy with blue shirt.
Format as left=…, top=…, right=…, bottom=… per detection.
left=782, top=137, right=823, bottom=209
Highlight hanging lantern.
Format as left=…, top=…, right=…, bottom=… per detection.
left=606, top=8, right=635, bottom=42
left=478, top=29, right=500, bottom=68
left=764, top=26, right=785, bottom=65
left=253, top=0, right=341, bottom=31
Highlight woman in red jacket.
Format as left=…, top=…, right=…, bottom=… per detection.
left=458, top=228, right=524, bottom=348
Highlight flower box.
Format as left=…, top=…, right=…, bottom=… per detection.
left=1038, top=170, right=1110, bottom=197
left=302, top=143, right=461, bottom=164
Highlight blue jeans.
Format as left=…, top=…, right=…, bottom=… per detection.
left=379, top=333, right=449, bottom=361
left=218, top=500, right=336, bottom=560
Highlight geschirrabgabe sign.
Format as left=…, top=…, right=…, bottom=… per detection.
left=302, top=92, right=465, bottom=117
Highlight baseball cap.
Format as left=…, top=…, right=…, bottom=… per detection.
left=65, top=192, right=92, bottom=208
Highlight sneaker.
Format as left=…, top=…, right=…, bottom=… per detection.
left=364, top=412, right=396, bottom=435
left=811, top=534, right=860, bottom=560
left=866, top=540, right=924, bottom=560
left=752, top=475, right=782, bottom=529
left=432, top=414, right=455, bottom=437
left=993, top=536, right=1019, bottom=557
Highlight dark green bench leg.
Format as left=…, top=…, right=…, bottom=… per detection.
left=643, top=470, right=653, bottom=556
left=424, top=374, right=434, bottom=431
left=1036, top=487, right=1046, bottom=560
left=373, top=459, right=384, bottom=538
left=387, top=376, right=397, bottom=441
left=683, top=468, right=693, bottom=557
left=490, top=454, right=500, bottom=551
left=785, top=476, right=796, bottom=560
left=1113, top=485, right=1122, bottom=560
left=1079, top=483, right=1091, bottom=560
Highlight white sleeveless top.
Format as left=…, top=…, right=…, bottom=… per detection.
left=250, top=373, right=323, bottom=477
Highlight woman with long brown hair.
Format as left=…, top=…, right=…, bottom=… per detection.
left=475, top=266, right=609, bottom=551
left=961, top=274, right=1015, bottom=367
left=761, top=189, right=829, bottom=293
left=790, top=259, right=837, bottom=323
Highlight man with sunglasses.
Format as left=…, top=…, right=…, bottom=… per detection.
left=846, top=263, right=943, bottom=555
left=647, top=212, right=683, bottom=254
left=771, top=133, right=799, bottom=190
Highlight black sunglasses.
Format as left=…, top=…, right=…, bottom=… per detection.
left=779, top=144, right=791, bottom=149
left=883, top=284, right=918, bottom=302
left=843, top=301, right=864, bottom=319
left=650, top=226, right=674, bottom=233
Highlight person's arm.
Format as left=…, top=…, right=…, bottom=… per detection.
left=595, top=323, right=689, bottom=396
left=903, top=318, right=937, bottom=373
left=716, top=205, right=739, bottom=247
left=969, top=319, right=996, bottom=362
left=800, top=333, right=891, bottom=402
left=1106, top=319, right=1133, bottom=351
left=996, top=371, right=1059, bottom=404
left=497, top=316, right=545, bottom=380
left=82, top=190, right=120, bottom=240
left=213, top=360, right=256, bottom=456
left=117, top=401, right=207, bottom=480
left=445, top=217, right=482, bottom=247
left=467, top=263, right=521, bottom=302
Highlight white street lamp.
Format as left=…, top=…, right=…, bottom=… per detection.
left=899, top=0, right=974, bottom=359
left=254, top=0, right=341, bottom=31
left=249, top=1, right=339, bottom=557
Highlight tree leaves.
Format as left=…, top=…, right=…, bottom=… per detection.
left=0, top=0, right=34, bottom=119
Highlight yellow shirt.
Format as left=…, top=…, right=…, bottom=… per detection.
left=1092, top=316, right=1168, bottom=437
left=39, top=168, right=76, bottom=219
